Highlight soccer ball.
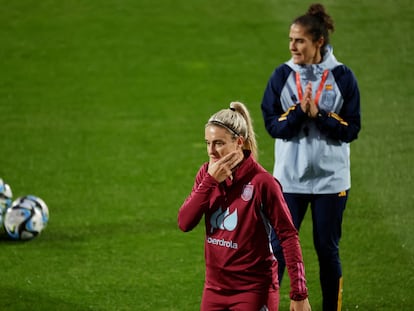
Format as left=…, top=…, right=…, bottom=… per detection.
left=0, top=178, right=13, bottom=226
left=25, top=195, right=49, bottom=226
left=4, top=195, right=49, bottom=241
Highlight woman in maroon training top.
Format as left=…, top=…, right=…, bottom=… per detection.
left=178, top=101, right=311, bottom=311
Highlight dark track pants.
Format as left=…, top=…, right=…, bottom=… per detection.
left=271, top=191, right=348, bottom=311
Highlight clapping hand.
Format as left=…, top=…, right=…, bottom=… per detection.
left=300, top=82, right=318, bottom=118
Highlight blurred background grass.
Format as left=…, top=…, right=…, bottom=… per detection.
left=0, top=0, right=412, bottom=310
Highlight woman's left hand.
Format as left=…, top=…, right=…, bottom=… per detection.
left=308, top=100, right=319, bottom=118
left=290, top=298, right=311, bottom=311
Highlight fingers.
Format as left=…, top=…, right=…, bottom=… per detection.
left=208, top=151, right=243, bottom=182
left=221, top=151, right=241, bottom=169
left=299, top=82, right=313, bottom=113
left=300, top=82, right=318, bottom=118
left=304, top=82, right=312, bottom=103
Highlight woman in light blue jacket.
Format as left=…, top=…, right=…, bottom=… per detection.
left=261, top=3, right=361, bottom=311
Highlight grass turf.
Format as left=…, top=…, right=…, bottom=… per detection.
left=0, top=0, right=413, bottom=310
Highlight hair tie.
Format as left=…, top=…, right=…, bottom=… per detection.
left=229, top=107, right=235, bottom=111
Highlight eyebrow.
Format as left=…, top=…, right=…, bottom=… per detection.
left=205, top=139, right=225, bottom=143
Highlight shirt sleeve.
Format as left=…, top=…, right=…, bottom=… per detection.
left=316, top=65, right=361, bottom=143
left=177, top=164, right=219, bottom=232
left=261, top=64, right=308, bottom=140
left=262, top=177, right=309, bottom=301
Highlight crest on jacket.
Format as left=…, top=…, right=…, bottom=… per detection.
left=241, top=184, right=254, bottom=201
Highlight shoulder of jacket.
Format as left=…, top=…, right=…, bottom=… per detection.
left=251, top=169, right=278, bottom=186
left=331, top=64, right=355, bottom=79
left=275, top=63, right=293, bottom=77
left=268, top=64, right=293, bottom=89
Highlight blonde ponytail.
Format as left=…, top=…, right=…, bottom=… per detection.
left=207, top=101, right=258, bottom=159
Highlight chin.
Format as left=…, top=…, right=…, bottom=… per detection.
left=292, top=55, right=304, bottom=64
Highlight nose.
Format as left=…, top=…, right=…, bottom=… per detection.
left=207, top=143, right=215, bottom=156
left=289, top=40, right=296, bottom=51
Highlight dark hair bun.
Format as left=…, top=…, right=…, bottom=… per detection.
left=307, top=3, right=334, bottom=32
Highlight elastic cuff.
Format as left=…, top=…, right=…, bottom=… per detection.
left=316, top=109, right=328, bottom=121
left=290, top=292, right=309, bottom=301
left=296, top=103, right=306, bottom=115
left=294, top=103, right=308, bottom=121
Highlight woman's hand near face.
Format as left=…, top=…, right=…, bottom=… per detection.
left=208, top=150, right=244, bottom=183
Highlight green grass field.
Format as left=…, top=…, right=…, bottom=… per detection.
left=0, top=0, right=412, bottom=310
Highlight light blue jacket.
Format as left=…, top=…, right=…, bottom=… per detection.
left=261, top=46, right=361, bottom=194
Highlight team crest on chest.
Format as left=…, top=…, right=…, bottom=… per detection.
left=241, top=184, right=254, bottom=201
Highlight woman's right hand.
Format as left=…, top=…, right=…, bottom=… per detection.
left=208, top=151, right=243, bottom=183
left=300, top=82, right=313, bottom=114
